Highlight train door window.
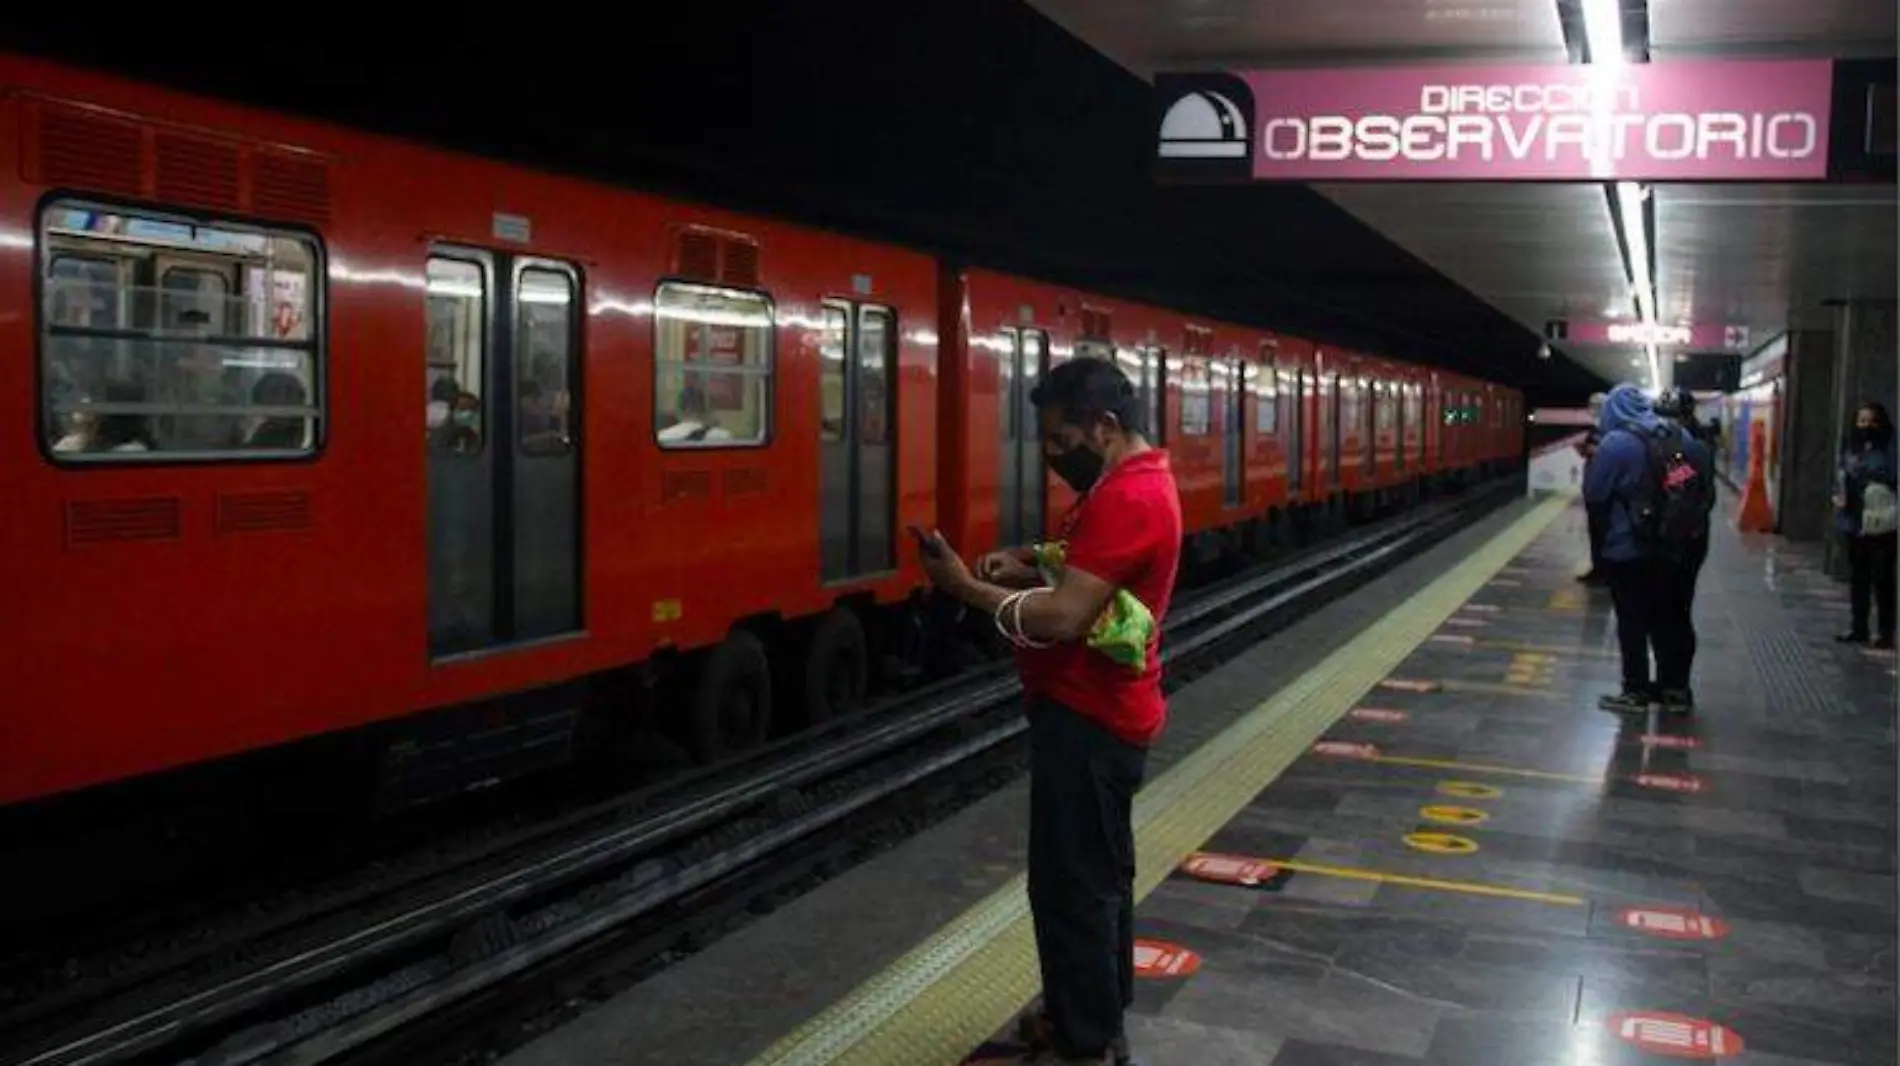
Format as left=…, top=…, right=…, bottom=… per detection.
left=510, top=264, right=583, bottom=641
left=820, top=300, right=898, bottom=579
left=426, top=248, right=586, bottom=657
left=1285, top=364, right=1303, bottom=491
left=1222, top=359, right=1244, bottom=507
left=995, top=328, right=1048, bottom=548
left=1255, top=360, right=1278, bottom=436
left=1017, top=330, right=1047, bottom=543
left=1179, top=359, right=1211, bottom=436
left=655, top=283, right=773, bottom=447
left=1367, top=379, right=1382, bottom=473
left=1327, top=372, right=1342, bottom=486
left=39, top=200, right=321, bottom=461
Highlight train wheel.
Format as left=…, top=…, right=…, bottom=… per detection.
left=685, top=630, right=773, bottom=764
left=803, top=608, right=868, bottom=726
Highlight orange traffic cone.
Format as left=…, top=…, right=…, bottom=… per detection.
left=1736, top=420, right=1775, bottom=533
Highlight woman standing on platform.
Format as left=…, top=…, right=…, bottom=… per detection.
left=1834, top=401, right=1898, bottom=649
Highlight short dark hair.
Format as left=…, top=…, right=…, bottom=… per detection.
left=1030, top=356, right=1143, bottom=436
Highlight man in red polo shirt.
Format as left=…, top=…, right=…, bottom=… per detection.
left=920, top=355, right=1182, bottom=1066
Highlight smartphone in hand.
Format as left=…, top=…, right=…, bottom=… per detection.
left=909, top=525, right=943, bottom=559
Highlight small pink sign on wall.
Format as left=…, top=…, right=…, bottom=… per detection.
left=1155, top=61, right=1836, bottom=182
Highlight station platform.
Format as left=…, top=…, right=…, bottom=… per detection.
left=499, top=496, right=1897, bottom=1066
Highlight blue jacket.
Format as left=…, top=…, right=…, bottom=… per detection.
left=1582, top=384, right=1671, bottom=562
left=1836, top=442, right=1897, bottom=537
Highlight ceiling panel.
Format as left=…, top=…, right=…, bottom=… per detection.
left=1315, top=183, right=1648, bottom=384
left=1026, top=0, right=1567, bottom=77
left=1655, top=184, right=1899, bottom=338
left=1650, top=0, right=1898, bottom=58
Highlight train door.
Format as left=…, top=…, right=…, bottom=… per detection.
left=1132, top=344, right=1164, bottom=444
left=995, top=327, right=1048, bottom=548
left=1364, top=378, right=1379, bottom=477
left=821, top=302, right=899, bottom=579
left=1393, top=378, right=1406, bottom=474
left=426, top=250, right=583, bottom=658
left=1326, top=371, right=1342, bottom=489
left=1222, top=357, right=1245, bottom=507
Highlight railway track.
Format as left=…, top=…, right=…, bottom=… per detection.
left=2, top=478, right=1519, bottom=1066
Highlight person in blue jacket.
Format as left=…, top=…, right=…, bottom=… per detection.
left=1582, top=383, right=1714, bottom=714
left=1833, top=401, right=1897, bottom=648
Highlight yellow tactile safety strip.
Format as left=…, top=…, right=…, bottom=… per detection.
left=742, top=496, right=1569, bottom=1066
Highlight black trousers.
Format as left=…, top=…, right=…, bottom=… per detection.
left=1607, top=552, right=1699, bottom=692
left=1847, top=532, right=1898, bottom=639
left=1026, top=696, right=1148, bottom=1060
left=1585, top=503, right=1608, bottom=572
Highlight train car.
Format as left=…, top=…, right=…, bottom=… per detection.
left=0, top=52, right=1525, bottom=821
left=0, top=54, right=944, bottom=812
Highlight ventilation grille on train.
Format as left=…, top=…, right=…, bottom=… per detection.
left=65, top=497, right=183, bottom=547
left=217, top=490, right=312, bottom=535
left=722, top=467, right=768, bottom=497
left=662, top=469, right=713, bottom=503
left=673, top=230, right=762, bottom=288
left=23, top=99, right=334, bottom=226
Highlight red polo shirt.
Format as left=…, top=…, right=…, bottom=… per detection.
left=1017, top=449, right=1182, bottom=747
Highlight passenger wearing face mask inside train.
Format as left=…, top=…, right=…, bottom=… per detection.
left=917, top=356, right=1182, bottom=1066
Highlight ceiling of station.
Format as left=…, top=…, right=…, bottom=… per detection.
left=1027, top=0, right=1898, bottom=392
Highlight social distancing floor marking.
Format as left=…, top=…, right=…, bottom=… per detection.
left=1404, top=830, right=1480, bottom=855
left=740, top=497, right=1568, bottom=1066
left=1437, top=781, right=1503, bottom=800
left=1419, top=804, right=1489, bottom=826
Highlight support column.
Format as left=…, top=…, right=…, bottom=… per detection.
left=1824, top=299, right=1899, bottom=577
left=1777, top=330, right=1838, bottom=542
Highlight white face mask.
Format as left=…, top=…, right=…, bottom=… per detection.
left=427, top=400, right=450, bottom=429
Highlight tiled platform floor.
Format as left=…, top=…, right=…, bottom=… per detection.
left=1012, top=508, right=1897, bottom=1066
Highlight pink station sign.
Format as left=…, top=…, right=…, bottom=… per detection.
left=1156, top=61, right=1835, bottom=182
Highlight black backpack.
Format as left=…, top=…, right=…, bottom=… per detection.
left=1624, top=422, right=1715, bottom=559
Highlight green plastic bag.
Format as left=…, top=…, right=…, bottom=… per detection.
left=1031, top=540, right=1156, bottom=672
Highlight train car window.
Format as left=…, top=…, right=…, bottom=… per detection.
left=1179, top=359, right=1211, bottom=437
left=427, top=257, right=487, bottom=455
left=40, top=200, right=321, bottom=461
left=858, top=307, right=893, bottom=446
left=1256, top=363, right=1278, bottom=434
left=516, top=268, right=576, bottom=456
left=821, top=308, right=851, bottom=443
left=654, top=281, right=773, bottom=448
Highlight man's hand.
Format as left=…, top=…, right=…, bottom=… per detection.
left=917, top=529, right=976, bottom=595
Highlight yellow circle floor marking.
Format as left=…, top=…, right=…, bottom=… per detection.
left=1437, top=781, right=1503, bottom=800
left=1419, top=805, right=1490, bottom=826
left=1404, top=831, right=1480, bottom=855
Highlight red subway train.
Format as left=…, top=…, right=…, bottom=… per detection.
left=0, top=54, right=1524, bottom=815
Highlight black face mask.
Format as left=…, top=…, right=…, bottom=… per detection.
left=1048, top=441, right=1106, bottom=494
left=1853, top=426, right=1883, bottom=449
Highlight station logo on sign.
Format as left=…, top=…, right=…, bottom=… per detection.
left=1606, top=1012, right=1744, bottom=1058
left=1154, top=73, right=1256, bottom=182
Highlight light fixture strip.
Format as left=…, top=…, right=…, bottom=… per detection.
left=1579, top=0, right=1661, bottom=389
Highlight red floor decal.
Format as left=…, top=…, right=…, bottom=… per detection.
left=1637, top=734, right=1701, bottom=750
left=1181, top=852, right=1279, bottom=886
left=1607, top=1011, right=1744, bottom=1059
left=1348, top=707, right=1409, bottom=724
left=1132, top=939, right=1201, bottom=979
left=1633, top=772, right=1707, bottom=794
left=1616, top=907, right=1729, bottom=942
left=1312, top=740, right=1379, bottom=759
